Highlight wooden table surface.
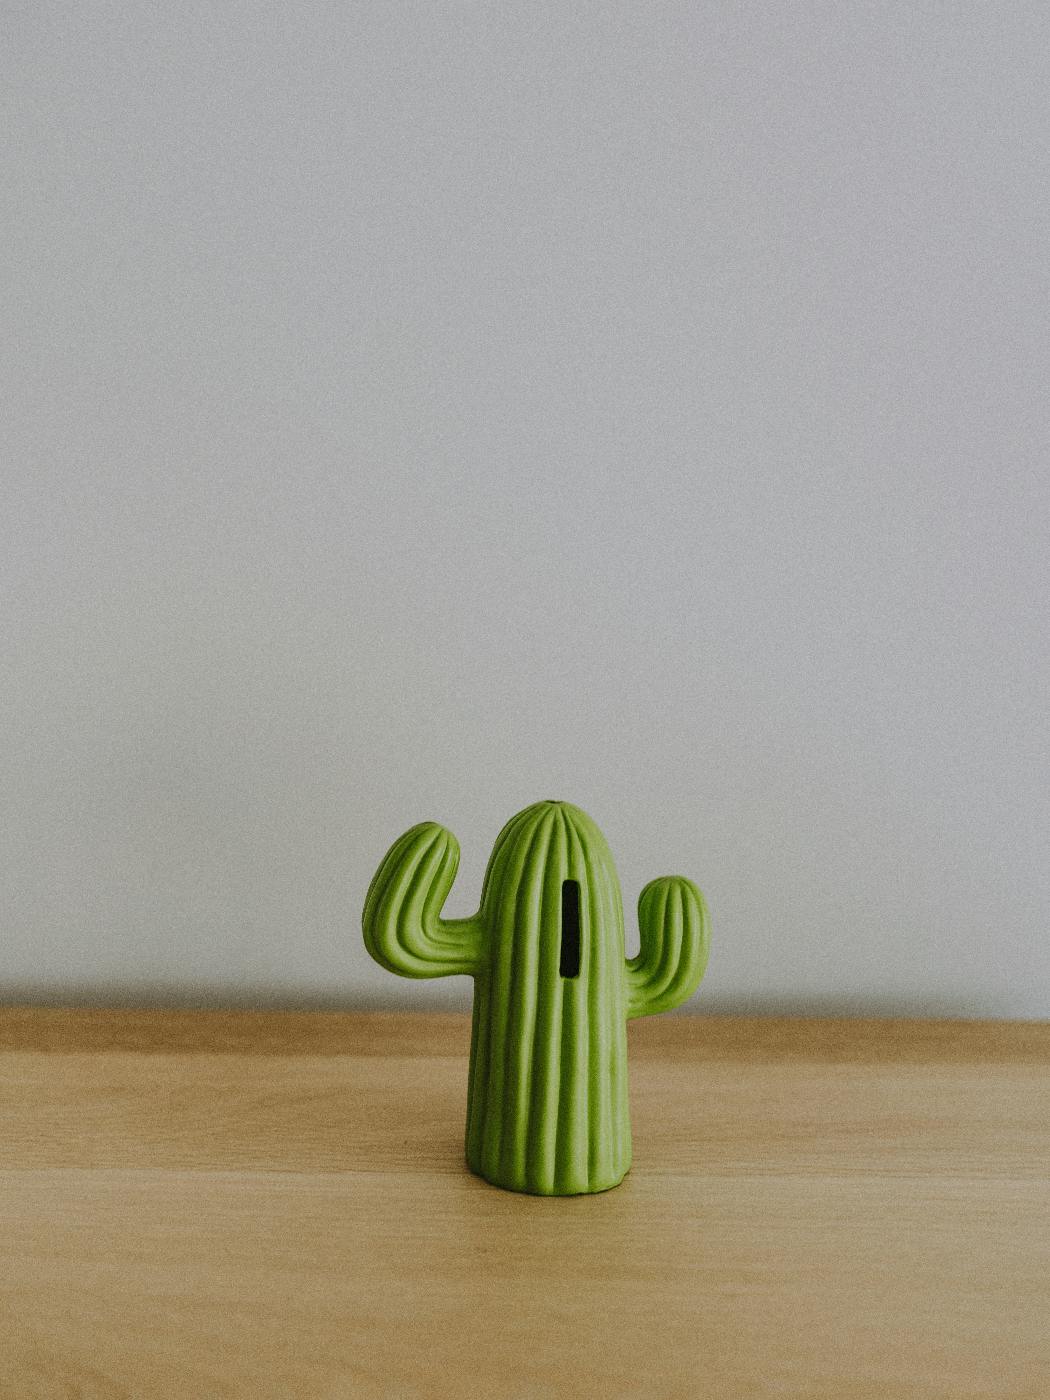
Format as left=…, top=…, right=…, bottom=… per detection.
left=1, top=1008, right=1048, bottom=1399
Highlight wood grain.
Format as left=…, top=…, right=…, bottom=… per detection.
left=1, top=1008, right=1048, bottom=1399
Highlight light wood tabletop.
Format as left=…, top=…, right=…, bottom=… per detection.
left=1, top=1007, right=1048, bottom=1399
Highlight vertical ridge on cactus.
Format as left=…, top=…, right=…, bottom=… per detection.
left=361, top=800, right=710, bottom=1196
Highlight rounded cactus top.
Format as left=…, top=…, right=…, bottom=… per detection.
left=479, top=799, right=619, bottom=913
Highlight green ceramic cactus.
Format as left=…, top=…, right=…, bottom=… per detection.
left=362, top=800, right=710, bottom=1196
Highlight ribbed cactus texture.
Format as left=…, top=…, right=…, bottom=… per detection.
left=363, top=801, right=710, bottom=1195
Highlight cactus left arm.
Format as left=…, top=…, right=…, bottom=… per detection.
left=363, top=822, right=483, bottom=978
left=624, top=875, right=710, bottom=1019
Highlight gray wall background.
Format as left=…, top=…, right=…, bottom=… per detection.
left=4, top=4, right=1048, bottom=1017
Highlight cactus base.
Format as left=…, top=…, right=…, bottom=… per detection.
left=467, top=1159, right=630, bottom=1197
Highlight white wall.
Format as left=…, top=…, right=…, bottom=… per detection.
left=4, top=4, right=1048, bottom=1018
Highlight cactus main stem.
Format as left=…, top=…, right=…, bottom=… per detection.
left=464, top=803, right=631, bottom=1195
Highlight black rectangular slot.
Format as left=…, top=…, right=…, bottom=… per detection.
left=560, top=879, right=581, bottom=978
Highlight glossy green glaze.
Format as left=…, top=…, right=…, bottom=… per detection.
left=362, top=800, right=710, bottom=1195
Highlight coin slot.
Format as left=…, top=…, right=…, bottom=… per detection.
left=560, top=879, right=581, bottom=978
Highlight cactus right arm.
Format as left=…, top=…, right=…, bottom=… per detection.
left=362, top=822, right=483, bottom=978
left=624, top=875, right=710, bottom=1018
